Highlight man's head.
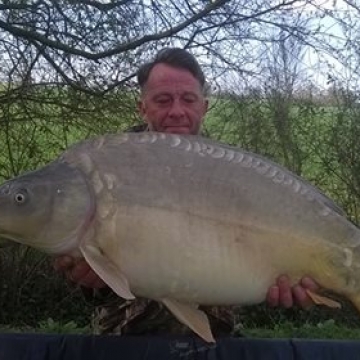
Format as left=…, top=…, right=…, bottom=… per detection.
left=137, top=48, right=208, bottom=135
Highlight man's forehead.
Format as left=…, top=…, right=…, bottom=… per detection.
left=146, top=63, right=201, bottom=88
left=149, top=87, right=201, bottom=98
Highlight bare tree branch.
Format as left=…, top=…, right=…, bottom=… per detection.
left=0, top=0, right=230, bottom=60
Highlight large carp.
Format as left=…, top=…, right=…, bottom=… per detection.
left=0, top=131, right=359, bottom=342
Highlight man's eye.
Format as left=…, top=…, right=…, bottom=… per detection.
left=183, top=96, right=196, bottom=103
left=156, top=98, right=170, bottom=104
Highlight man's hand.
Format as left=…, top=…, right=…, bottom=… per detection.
left=266, top=275, right=320, bottom=309
left=53, top=255, right=106, bottom=289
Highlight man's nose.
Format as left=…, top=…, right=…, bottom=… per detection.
left=168, top=99, right=185, bottom=118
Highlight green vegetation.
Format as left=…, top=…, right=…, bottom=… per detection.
left=3, top=319, right=360, bottom=339
left=0, top=319, right=90, bottom=335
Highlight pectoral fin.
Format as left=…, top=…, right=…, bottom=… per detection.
left=306, top=289, right=341, bottom=309
left=80, top=244, right=135, bottom=300
left=161, top=298, right=215, bottom=343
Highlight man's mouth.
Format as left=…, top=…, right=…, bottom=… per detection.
left=164, top=126, right=191, bottom=134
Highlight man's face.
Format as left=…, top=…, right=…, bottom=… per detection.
left=138, top=63, right=208, bottom=135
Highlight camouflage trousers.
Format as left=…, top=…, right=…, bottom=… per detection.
left=91, top=291, right=235, bottom=337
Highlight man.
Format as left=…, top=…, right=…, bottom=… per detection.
left=54, top=47, right=319, bottom=336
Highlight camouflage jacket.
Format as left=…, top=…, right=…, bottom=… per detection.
left=90, top=123, right=235, bottom=336
left=93, top=292, right=235, bottom=336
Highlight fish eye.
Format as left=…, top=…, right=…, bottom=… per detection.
left=14, top=190, right=28, bottom=205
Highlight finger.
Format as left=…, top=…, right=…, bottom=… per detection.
left=53, top=256, right=74, bottom=272
left=300, top=276, right=320, bottom=291
left=292, top=284, right=314, bottom=310
left=69, top=261, right=93, bottom=283
left=69, top=261, right=107, bottom=288
left=277, top=275, right=293, bottom=308
left=266, top=285, right=280, bottom=307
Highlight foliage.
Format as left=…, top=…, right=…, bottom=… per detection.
left=0, top=319, right=90, bottom=334
left=36, top=318, right=90, bottom=334
left=0, top=245, right=95, bottom=329
left=0, top=87, right=140, bottom=180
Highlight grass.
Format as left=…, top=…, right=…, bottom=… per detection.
left=0, top=319, right=91, bottom=335
left=1, top=319, right=360, bottom=340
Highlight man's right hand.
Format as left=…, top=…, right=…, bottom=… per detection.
left=53, top=255, right=107, bottom=289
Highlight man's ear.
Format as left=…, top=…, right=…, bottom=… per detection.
left=204, top=98, right=209, bottom=113
left=137, top=99, right=148, bottom=122
left=201, top=98, right=209, bottom=121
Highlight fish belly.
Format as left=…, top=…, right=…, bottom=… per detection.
left=102, top=206, right=285, bottom=306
